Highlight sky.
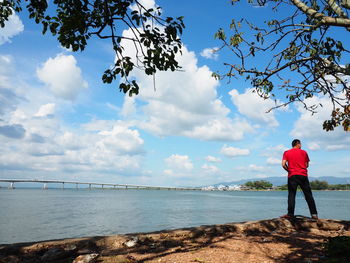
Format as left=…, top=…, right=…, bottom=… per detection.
left=0, top=0, right=349, bottom=187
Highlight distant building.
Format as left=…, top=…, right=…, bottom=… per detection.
left=228, top=185, right=241, bottom=191
left=217, top=184, right=228, bottom=191
left=202, top=185, right=215, bottom=191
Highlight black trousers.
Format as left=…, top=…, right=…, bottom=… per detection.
left=288, top=175, right=317, bottom=216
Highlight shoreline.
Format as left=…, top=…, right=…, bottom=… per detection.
left=1, top=217, right=349, bottom=263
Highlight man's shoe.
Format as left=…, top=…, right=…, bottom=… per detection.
left=280, top=214, right=294, bottom=219
left=311, top=214, right=318, bottom=220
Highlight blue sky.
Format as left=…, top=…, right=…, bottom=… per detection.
left=0, top=0, right=349, bottom=186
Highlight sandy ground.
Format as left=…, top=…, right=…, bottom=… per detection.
left=1, top=217, right=349, bottom=263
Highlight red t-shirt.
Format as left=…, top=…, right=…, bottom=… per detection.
left=282, top=148, right=310, bottom=177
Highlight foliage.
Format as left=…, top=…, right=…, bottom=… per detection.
left=215, top=0, right=350, bottom=131
left=244, top=180, right=273, bottom=189
left=310, top=179, right=329, bottom=190
left=279, top=181, right=350, bottom=190
left=322, top=236, right=350, bottom=263
left=0, top=0, right=184, bottom=96
left=279, top=184, right=288, bottom=190
left=328, top=183, right=350, bottom=190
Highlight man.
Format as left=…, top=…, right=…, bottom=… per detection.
left=281, top=139, right=318, bottom=219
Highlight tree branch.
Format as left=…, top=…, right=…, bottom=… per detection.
left=328, top=0, right=348, bottom=18
left=291, top=0, right=350, bottom=27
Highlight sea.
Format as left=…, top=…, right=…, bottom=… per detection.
left=0, top=188, right=349, bottom=244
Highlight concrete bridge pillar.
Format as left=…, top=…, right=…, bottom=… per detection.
left=62, top=182, right=65, bottom=190
left=89, top=184, right=92, bottom=190
left=43, top=183, right=48, bottom=190
left=9, top=182, right=14, bottom=189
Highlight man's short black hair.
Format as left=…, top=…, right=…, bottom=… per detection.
left=292, top=139, right=301, bottom=147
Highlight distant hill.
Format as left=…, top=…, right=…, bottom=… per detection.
left=210, top=176, right=350, bottom=187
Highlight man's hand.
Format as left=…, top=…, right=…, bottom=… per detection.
left=282, top=160, right=289, bottom=172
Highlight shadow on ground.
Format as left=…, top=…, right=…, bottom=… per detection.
left=1, top=218, right=349, bottom=263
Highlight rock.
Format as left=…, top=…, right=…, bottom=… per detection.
left=72, top=253, right=99, bottom=263
left=124, top=237, right=139, bottom=248
left=40, top=247, right=68, bottom=261
left=65, top=244, right=77, bottom=252
left=76, top=248, right=94, bottom=255
left=0, top=255, right=20, bottom=263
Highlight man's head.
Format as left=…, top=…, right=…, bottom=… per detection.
left=292, top=139, right=301, bottom=148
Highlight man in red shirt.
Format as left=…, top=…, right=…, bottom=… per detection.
left=281, top=139, right=318, bottom=219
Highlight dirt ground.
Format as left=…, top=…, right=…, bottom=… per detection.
left=1, top=217, right=349, bottom=263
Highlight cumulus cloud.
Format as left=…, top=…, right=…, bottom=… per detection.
left=236, top=164, right=266, bottom=172
left=262, top=144, right=287, bottom=165
left=97, top=124, right=144, bottom=155
left=0, top=87, right=19, bottom=115
left=35, top=103, right=56, bottom=117
left=229, top=88, right=287, bottom=127
left=37, top=54, right=88, bottom=101
left=0, top=124, right=25, bottom=139
left=266, top=157, right=281, bottom=165
left=205, top=155, right=222, bottom=163
left=120, top=29, right=252, bottom=141
left=165, top=154, right=193, bottom=170
left=28, top=145, right=65, bottom=157
left=0, top=51, right=149, bottom=182
left=200, top=47, right=219, bottom=60
left=29, top=133, right=46, bottom=143
left=0, top=55, right=23, bottom=115
left=0, top=12, right=24, bottom=45
left=201, top=163, right=219, bottom=173
left=164, top=154, right=193, bottom=177
left=220, top=145, right=250, bottom=157
left=291, top=96, right=350, bottom=151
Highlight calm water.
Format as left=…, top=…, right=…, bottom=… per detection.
left=0, top=189, right=349, bottom=244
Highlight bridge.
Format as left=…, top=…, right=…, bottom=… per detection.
left=0, top=179, right=201, bottom=191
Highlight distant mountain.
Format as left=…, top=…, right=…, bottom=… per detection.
left=210, top=176, right=350, bottom=187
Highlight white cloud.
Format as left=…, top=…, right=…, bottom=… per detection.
left=0, top=11, right=24, bottom=45
left=37, top=54, right=88, bottom=101
left=266, top=157, right=281, bottom=165
left=229, top=88, right=287, bottom=127
left=262, top=144, right=288, bottom=157
left=121, top=96, right=136, bottom=117
left=35, top=103, right=56, bottom=117
left=291, top=95, right=350, bottom=151
left=236, top=164, right=266, bottom=172
left=205, top=155, right=222, bottom=163
left=201, top=163, right=219, bottom=173
left=255, top=174, right=268, bottom=178
left=0, top=55, right=148, bottom=181
left=165, top=154, right=193, bottom=170
left=200, top=47, right=219, bottom=60
left=119, top=29, right=252, bottom=141
left=164, top=154, right=193, bottom=177
left=81, top=119, right=115, bottom=132
left=307, top=142, right=321, bottom=151
left=0, top=55, right=22, bottom=115
left=262, top=145, right=287, bottom=166
left=97, top=124, right=144, bottom=155
left=220, top=145, right=250, bottom=157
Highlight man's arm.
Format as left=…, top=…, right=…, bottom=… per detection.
left=282, top=160, right=288, bottom=172
left=305, top=162, right=309, bottom=168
